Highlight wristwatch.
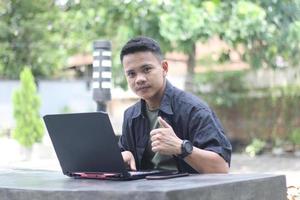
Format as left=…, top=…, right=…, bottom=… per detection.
left=178, top=140, right=193, bottom=159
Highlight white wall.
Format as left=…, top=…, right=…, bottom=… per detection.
left=0, top=77, right=185, bottom=134
left=0, top=80, right=96, bottom=131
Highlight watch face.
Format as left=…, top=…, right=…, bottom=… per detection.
left=185, top=141, right=193, bottom=153
left=180, top=140, right=193, bottom=158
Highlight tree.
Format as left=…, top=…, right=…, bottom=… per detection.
left=159, top=0, right=300, bottom=91
left=219, top=0, right=300, bottom=69
left=0, top=0, right=66, bottom=78
left=1, top=0, right=299, bottom=91
left=159, top=0, right=220, bottom=91
left=12, top=68, right=44, bottom=148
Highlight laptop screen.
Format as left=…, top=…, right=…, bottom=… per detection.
left=43, top=112, right=129, bottom=177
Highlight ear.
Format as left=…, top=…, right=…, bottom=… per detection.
left=161, top=60, right=168, bottom=76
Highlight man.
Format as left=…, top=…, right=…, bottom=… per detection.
left=118, top=36, right=231, bottom=173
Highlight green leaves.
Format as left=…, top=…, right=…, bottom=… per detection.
left=245, top=138, right=266, bottom=157
left=289, top=129, right=300, bottom=146
left=0, top=0, right=300, bottom=81
left=222, top=1, right=267, bottom=45
left=12, top=68, right=44, bottom=148
left=159, top=3, right=202, bottom=41
left=159, top=0, right=219, bottom=52
left=195, top=70, right=248, bottom=107
left=0, top=0, right=63, bottom=78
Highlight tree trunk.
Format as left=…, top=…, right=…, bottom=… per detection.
left=184, top=43, right=196, bottom=93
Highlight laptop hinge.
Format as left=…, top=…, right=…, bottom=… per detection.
left=70, top=172, right=123, bottom=179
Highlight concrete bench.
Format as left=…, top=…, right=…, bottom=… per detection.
left=0, top=169, right=286, bottom=200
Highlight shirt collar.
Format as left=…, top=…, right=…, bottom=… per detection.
left=159, top=80, right=174, bottom=115
left=131, top=80, right=174, bottom=119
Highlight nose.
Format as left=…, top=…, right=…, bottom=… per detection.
left=135, top=73, right=146, bottom=85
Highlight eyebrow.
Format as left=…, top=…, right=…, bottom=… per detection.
left=140, top=63, right=153, bottom=69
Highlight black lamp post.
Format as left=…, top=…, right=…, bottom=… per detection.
left=92, top=40, right=112, bottom=112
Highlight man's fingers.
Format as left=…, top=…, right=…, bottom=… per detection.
left=130, top=158, right=136, bottom=171
left=150, top=130, right=163, bottom=141
left=122, top=151, right=136, bottom=171
left=150, top=129, right=160, bottom=137
left=158, top=116, right=171, bottom=128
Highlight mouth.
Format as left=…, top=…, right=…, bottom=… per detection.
left=136, top=85, right=151, bottom=92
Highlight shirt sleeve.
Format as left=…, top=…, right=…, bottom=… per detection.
left=118, top=111, right=130, bottom=152
left=188, top=108, right=232, bottom=165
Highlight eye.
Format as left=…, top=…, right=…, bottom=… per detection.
left=127, top=71, right=136, bottom=78
left=144, top=66, right=152, bottom=73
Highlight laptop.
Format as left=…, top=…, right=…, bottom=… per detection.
left=43, top=112, right=177, bottom=180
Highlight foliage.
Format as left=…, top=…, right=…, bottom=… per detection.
left=258, top=0, right=300, bottom=68
left=219, top=0, right=300, bottom=69
left=159, top=0, right=219, bottom=52
left=286, top=20, right=300, bottom=66
left=96, top=0, right=172, bottom=89
left=12, top=68, right=44, bottom=148
left=158, top=0, right=222, bottom=91
left=207, top=79, right=300, bottom=147
left=195, top=70, right=248, bottom=107
left=245, top=138, right=266, bottom=157
left=1, top=0, right=300, bottom=89
left=289, top=129, right=300, bottom=146
left=0, top=0, right=66, bottom=78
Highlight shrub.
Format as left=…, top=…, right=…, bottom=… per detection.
left=289, top=129, right=300, bottom=146
left=245, top=138, right=266, bottom=157
left=12, top=68, right=44, bottom=148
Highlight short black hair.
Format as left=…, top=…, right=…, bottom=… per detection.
left=120, top=36, right=163, bottom=62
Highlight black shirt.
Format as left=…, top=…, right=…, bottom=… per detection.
left=118, top=80, right=232, bottom=173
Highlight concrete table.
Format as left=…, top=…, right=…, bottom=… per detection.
left=0, top=169, right=286, bottom=200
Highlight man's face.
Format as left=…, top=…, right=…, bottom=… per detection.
left=122, top=51, right=168, bottom=101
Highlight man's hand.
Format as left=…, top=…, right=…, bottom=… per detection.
left=121, top=151, right=136, bottom=171
left=150, top=116, right=182, bottom=155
